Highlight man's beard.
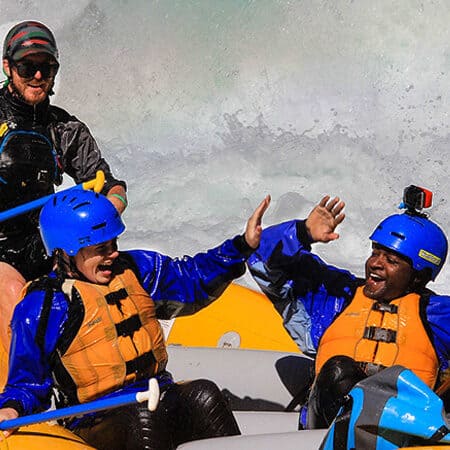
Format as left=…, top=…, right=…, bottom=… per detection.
left=8, top=77, right=55, bottom=102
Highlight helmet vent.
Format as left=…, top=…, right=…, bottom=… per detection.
left=92, top=222, right=106, bottom=230
left=73, top=201, right=90, bottom=210
left=390, top=231, right=405, bottom=240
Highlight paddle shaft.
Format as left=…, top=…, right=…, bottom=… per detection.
left=0, top=378, right=159, bottom=430
left=0, top=170, right=105, bottom=223
left=0, top=392, right=138, bottom=430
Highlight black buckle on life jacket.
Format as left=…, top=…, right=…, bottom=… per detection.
left=363, top=326, right=397, bottom=343
left=126, top=351, right=157, bottom=378
left=116, top=315, right=142, bottom=337
left=105, top=288, right=128, bottom=312
left=372, top=302, right=398, bottom=314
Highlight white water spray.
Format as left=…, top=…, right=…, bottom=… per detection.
left=2, top=1, right=450, bottom=290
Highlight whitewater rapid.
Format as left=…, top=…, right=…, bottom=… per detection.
left=2, top=1, right=450, bottom=291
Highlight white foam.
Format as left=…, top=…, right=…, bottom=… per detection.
left=2, top=1, right=450, bottom=291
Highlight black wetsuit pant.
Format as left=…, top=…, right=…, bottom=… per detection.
left=307, top=355, right=367, bottom=429
left=74, top=379, right=241, bottom=450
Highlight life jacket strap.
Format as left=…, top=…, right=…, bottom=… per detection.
left=363, top=326, right=397, bottom=343
left=126, top=351, right=156, bottom=378
left=105, top=288, right=128, bottom=305
left=372, top=302, right=398, bottom=313
left=116, top=314, right=142, bottom=337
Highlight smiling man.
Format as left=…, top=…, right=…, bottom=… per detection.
left=3, top=52, right=59, bottom=105
left=0, top=21, right=127, bottom=351
left=247, top=189, right=450, bottom=429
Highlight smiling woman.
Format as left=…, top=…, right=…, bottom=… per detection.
left=74, top=238, right=120, bottom=284
left=0, top=188, right=271, bottom=449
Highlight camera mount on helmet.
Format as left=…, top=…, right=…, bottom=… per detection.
left=399, top=185, right=433, bottom=217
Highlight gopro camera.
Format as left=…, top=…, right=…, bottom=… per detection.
left=402, top=185, right=432, bottom=213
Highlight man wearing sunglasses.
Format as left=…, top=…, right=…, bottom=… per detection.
left=0, top=21, right=128, bottom=352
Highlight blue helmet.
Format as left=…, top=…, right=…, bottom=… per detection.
left=369, top=213, right=448, bottom=280
left=39, top=190, right=125, bottom=256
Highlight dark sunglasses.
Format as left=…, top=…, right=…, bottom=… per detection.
left=13, top=61, right=59, bottom=79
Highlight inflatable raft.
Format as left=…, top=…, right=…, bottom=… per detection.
left=168, top=343, right=450, bottom=450
left=178, top=433, right=450, bottom=450
left=0, top=282, right=447, bottom=449
left=167, top=345, right=311, bottom=411
left=165, top=283, right=300, bottom=352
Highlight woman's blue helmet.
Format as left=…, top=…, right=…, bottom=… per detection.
left=39, top=190, right=125, bottom=256
left=369, top=213, right=448, bottom=281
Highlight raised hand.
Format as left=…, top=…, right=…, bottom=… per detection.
left=305, top=195, right=345, bottom=243
left=244, top=195, right=271, bottom=249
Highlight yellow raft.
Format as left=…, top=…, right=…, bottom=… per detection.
left=166, top=283, right=300, bottom=352
left=0, top=423, right=94, bottom=450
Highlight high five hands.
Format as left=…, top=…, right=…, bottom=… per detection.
left=305, top=195, right=345, bottom=243
left=245, top=195, right=271, bottom=249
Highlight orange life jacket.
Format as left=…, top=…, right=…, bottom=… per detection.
left=56, top=268, right=168, bottom=403
left=315, top=286, right=439, bottom=388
